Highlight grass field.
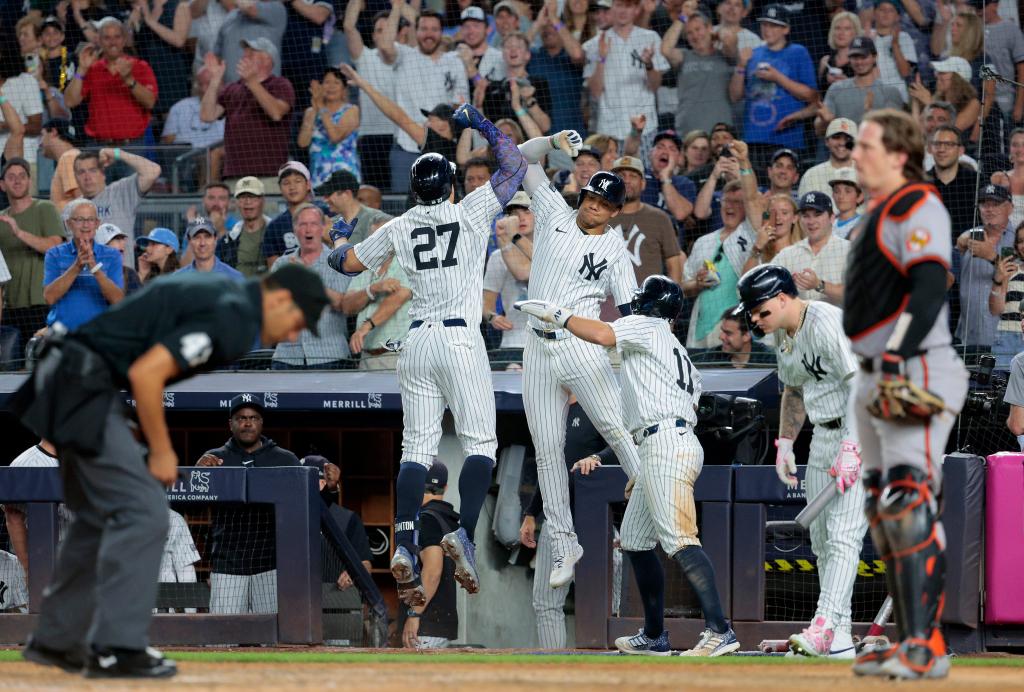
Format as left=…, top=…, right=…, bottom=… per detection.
left=2, top=648, right=1024, bottom=691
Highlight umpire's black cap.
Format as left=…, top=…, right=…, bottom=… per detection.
left=579, top=170, right=625, bottom=209
left=229, top=393, right=266, bottom=416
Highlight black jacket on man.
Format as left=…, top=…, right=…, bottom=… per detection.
left=204, top=436, right=300, bottom=575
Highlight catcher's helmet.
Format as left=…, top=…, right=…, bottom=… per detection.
left=630, top=274, right=683, bottom=319
left=579, top=171, right=626, bottom=209
left=410, top=153, right=456, bottom=206
left=734, top=264, right=798, bottom=337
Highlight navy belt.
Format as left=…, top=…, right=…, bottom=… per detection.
left=632, top=418, right=686, bottom=445
left=410, top=319, right=467, bottom=329
left=532, top=327, right=570, bottom=340
left=818, top=418, right=843, bottom=430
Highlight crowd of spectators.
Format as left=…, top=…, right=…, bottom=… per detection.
left=0, top=0, right=1020, bottom=370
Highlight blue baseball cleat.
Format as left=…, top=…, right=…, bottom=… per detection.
left=391, top=545, right=426, bottom=606
left=614, top=629, right=672, bottom=656
left=440, top=527, right=480, bottom=594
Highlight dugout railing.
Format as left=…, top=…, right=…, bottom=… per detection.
left=0, top=465, right=386, bottom=647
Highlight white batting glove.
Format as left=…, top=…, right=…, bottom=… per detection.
left=514, top=299, right=573, bottom=328
left=552, top=130, right=583, bottom=157
left=830, top=440, right=861, bottom=494
left=774, top=437, right=798, bottom=488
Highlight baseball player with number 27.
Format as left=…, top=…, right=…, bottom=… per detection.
left=327, top=103, right=527, bottom=605
left=734, top=264, right=866, bottom=660
left=516, top=275, right=739, bottom=657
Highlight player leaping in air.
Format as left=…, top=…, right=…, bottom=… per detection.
left=325, top=104, right=526, bottom=605
left=516, top=276, right=739, bottom=657
left=513, top=130, right=645, bottom=591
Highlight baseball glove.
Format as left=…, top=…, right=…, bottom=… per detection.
left=868, top=375, right=946, bottom=422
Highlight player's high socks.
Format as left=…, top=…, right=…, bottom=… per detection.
left=392, top=462, right=428, bottom=605
left=673, top=546, right=728, bottom=634
left=624, top=550, right=665, bottom=640
left=456, top=455, right=493, bottom=542
left=439, top=455, right=493, bottom=594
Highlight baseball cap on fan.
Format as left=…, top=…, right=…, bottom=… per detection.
left=932, top=56, right=973, bottom=83
left=798, top=191, right=833, bottom=214
left=611, top=156, right=645, bottom=176
left=239, top=37, right=279, bottom=68
left=426, top=459, right=448, bottom=489
left=96, top=223, right=127, bottom=246
left=825, top=118, right=857, bottom=139
left=758, top=4, right=789, bottom=26
left=460, top=6, right=486, bottom=23
left=978, top=183, right=1011, bottom=204
left=847, top=36, right=877, bottom=57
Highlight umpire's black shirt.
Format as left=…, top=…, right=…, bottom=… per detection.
left=203, top=436, right=301, bottom=575
left=73, top=272, right=261, bottom=382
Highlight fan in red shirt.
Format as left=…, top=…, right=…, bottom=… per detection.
left=64, top=18, right=158, bottom=144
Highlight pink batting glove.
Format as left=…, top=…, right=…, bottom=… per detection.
left=830, top=440, right=861, bottom=494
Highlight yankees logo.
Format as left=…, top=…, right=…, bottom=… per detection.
left=578, top=253, right=609, bottom=281
left=801, top=353, right=827, bottom=382
left=736, top=236, right=748, bottom=252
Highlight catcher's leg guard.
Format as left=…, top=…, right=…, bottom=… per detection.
left=854, top=470, right=899, bottom=676
left=877, top=465, right=947, bottom=674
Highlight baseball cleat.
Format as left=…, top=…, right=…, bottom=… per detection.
left=788, top=616, right=834, bottom=657
left=614, top=629, right=672, bottom=656
left=391, top=546, right=426, bottom=606
left=826, top=630, right=857, bottom=660
left=84, top=647, right=177, bottom=679
left=852, top=643, right=897, bottom=676
left=876, top=640, right=950, bottom=680
left=549, top=546, right=583, bottom=589
left=679, top=628, right=740, bottom=657
left=22, top=636, right=84, bottom=673
left=440, top=528, right=480, bottom=594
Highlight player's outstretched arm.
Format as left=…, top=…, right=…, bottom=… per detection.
left=453, top=104, right=528, bottom=206
left=514, top=299, right=616, bottom=346
left=327, top=215, right=368, bottom=276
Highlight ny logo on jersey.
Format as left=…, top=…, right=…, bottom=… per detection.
left=578, top=253, right=609, bottom=281
left=801, top=354, right=827, bottom=382
left=736, top=236, right=748, bottom=252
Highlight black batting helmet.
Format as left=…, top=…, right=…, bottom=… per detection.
left=579, top=171, right=625, bottom=209
left=630, top=274, right=683, bottom=319
left=410, top=153, right=456, bottom=206
left=734, top=264, right=798, bottom=337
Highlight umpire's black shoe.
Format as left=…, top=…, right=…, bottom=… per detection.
left=84, top=647, right=177, bottom=679
left=22, top=636, right=85, bottom=672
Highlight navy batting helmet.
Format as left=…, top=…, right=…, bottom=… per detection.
left=410, top=153, right=456, bottom=206
left=630, top=274, right=683, bottom=319
left=579, top=171, right=625, bottom=209
left=734, top=264, right=798, bottom=337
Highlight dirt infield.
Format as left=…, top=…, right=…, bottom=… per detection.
left=3, top=653, right=1024, bottom=691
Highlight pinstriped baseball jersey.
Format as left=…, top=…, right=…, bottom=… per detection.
left=775, top=302, right=858, bottom=426
left=527, top=182, right=637, bottom=330
left=612, top=315, right=703, bottom=432
left=353, top=182, right=502, bottom=323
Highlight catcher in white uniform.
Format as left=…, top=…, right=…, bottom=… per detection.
left=516, top=275, right=739, bottom=657
left=734, top=264, right=867, bottom=659
left=514, top=133, right=643, bottom=589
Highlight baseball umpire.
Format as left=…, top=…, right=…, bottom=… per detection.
left=844, top=109, right=968, bottom=680
left=12, top=266, right=329, bottom=678
left=516, top=275, right=739, bottom=657
left=734, top=264, right=866, bottom=659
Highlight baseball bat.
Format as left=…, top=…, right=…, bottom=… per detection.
left=865, top=595, right=894, bottom=637
left=795, top=483, right=837, bottom=529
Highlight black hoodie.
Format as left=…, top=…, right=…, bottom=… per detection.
left=204, top=436, right=300, bottom=575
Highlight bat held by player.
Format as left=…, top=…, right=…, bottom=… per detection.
left=795, top=483, right=837, bottom=529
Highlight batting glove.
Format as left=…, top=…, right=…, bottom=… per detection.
left=329, top=215, right=359, bottom=245
left=774, top=437, right=798, bottom=488
left=830, top=440, right=861, bottom=494
left=453, top=103, right=483, bottom=130
left=514, top=299, right=573, bottom=328
left=551, top=130, right=583, bottom=157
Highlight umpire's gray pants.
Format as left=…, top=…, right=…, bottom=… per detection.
left=34, top=399, right=169, bottom=651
